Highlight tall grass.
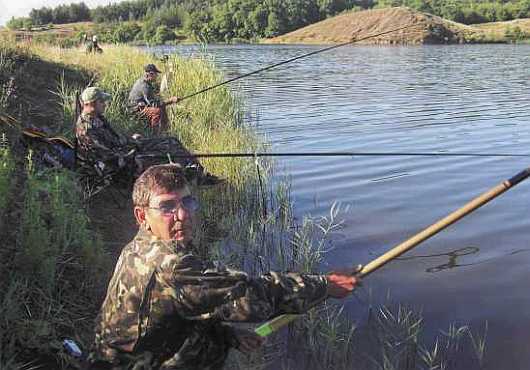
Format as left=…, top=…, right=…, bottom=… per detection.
left=1, top=160, right=109, bottom=367
left=0, top=134, right=14, bottom=219
left=30, top=44, right=259, bottom=180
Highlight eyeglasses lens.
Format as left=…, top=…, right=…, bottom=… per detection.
left=157, top=196, right=199, bottom=214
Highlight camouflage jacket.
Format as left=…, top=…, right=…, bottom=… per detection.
left=75, top=112, right=130, bottom=164
left=89, top=229, right=328, bottom=369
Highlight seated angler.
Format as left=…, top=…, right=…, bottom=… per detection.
left=86, top=164, right=359, bottom=369
left=77, top=86, right=221, bottom=186
left=128, top=63, right=181, bottom=132
left=75, top=86, right=135, bottom=176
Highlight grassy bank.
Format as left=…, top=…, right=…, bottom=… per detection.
left=0, top=39, right=488, bottom=369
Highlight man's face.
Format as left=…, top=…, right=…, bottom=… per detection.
left=94, top=99, right=107, bottom=115
left=139, top=187, right=197, bottom=243
left=146, top=71, right=159, bottom=82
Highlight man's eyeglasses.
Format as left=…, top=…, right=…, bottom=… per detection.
left=147, top=196, right=199, bottom=215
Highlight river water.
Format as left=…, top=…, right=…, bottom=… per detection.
left=159, top=44, right=530, bottom=368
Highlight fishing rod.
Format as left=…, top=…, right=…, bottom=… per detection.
left=178, top=24, right=420, bottom=102
left=141, top=151, right=530, bottom=159
left=254, top=164, right=530, bottom=337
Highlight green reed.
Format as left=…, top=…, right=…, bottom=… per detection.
left=0, top=134, right=14, bottom=218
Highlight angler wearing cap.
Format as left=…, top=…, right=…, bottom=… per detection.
left=85, top=164, right=359, bottom=370
left=76, top=87, right=135, bottom=176
left=76, top=86, right=222, bottom=186
left=128, top=64, right=181, bottom=131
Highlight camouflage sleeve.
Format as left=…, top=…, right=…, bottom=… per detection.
left=82, top=126, right=128, bottom=161
left=163, top=257, right=328, bottom=323
left=85, top=129, right=118, bottom=157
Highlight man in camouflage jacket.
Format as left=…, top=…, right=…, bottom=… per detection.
left=75, top=87, right=134, bottom=176
left=87, top=164, right=358, bottom=369
left=76, top=87, right=221, bottom=185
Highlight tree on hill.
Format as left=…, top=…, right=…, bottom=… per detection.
left=26, top=2, right=90, bottom=25
left=6, top=17, right=33, bottom=30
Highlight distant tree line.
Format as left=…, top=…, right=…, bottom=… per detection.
left=7, top=2, right=90, bottom=29
left=88, top=0, right=373, bottom=41
left=7, top=0, right=530, bottom=42
left=6, top=0, right=373, bottom=42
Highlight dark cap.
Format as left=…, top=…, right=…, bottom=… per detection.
left=144, top=63, right=162, bottom=73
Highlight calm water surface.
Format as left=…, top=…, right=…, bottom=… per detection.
left=160, top=44, right=530, bottom=368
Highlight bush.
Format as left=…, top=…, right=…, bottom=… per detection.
left=153, top=25, right=175, bottom=44
left=505, top=25, right=528, bottom=42
left=6, top=17, right=33, bottom=30
left=111, top=22, right=142, bottom=43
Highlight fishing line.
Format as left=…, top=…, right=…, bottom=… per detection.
left=162, top=151, right=530, bottom=159
left=179, top=24, right=421, bottom=102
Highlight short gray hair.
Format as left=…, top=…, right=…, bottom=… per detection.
left=132, top=164, right=188, bottom=207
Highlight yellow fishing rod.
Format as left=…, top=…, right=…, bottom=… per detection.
left=255, top=164, right=530, bottom=337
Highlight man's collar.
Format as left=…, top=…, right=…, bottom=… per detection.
left=135, top=228, right=192, bottom=253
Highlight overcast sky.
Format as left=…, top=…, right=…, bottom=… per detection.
left=1, top=0, right=125, bottom=26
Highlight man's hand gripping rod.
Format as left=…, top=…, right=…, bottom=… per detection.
left=255, top=166, right=530, bottom=337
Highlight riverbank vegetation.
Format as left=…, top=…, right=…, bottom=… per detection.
left=0, top=38, right=489, bottom=368
left=6, top=0, right=530, bottom=44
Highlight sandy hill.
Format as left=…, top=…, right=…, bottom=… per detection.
left=266, top=7, right=485, bottom=45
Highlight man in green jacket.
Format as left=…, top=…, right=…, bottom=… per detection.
left=76, top=86, right=221, bottom=185
left=86, top=164, right=359, bottom=369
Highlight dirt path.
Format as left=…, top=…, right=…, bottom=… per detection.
left=86, top=185, right=139, bottom=260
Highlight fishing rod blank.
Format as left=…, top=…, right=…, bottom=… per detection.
left=179, top=24, right=420, bottom=102
left=255, top=165, right=530, bottom=337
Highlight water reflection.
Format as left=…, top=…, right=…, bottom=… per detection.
left=396, top=246, right=480, bottom=273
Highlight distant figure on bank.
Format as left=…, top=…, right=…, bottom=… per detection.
left=85, top=163, right=359, bottom=369
left=128, top=63, right=181, bottom=131
left=86, top=35, right=103, bottom=54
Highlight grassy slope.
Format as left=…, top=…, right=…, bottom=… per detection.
left=265, top=7, right=503, bottom=45
left=474, top=18, right=530, bottom=40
